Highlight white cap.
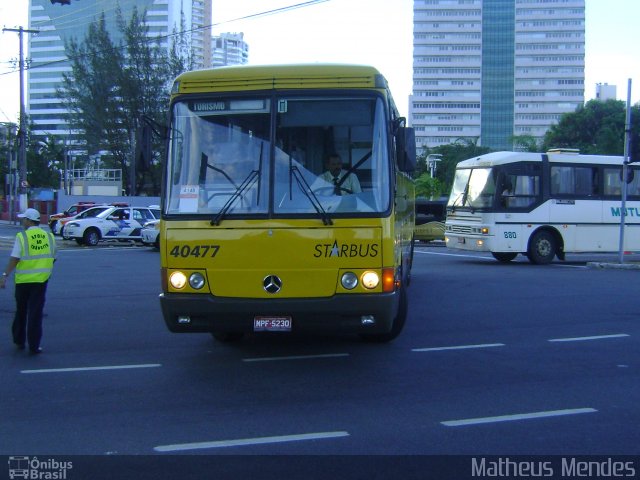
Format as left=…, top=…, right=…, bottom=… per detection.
left=17, top=208, right=41, bottom=222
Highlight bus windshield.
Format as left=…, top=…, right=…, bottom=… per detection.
left=165, top=95, right=391, bottom=218
left=448, top=167, right=495, bottom=209
left=448, top=163, right=542, bottom=211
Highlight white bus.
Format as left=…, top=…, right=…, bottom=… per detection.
left=445, top=149, right=640, bottom=264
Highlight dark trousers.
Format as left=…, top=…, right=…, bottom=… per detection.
left=12, top=281, right=48, bottom=351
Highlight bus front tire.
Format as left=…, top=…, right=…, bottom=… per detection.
left=527, top=230, right=556, bottom=265
left=492, top=252, right=518, bottom=263
left=360, top=286, right=407, bottom=343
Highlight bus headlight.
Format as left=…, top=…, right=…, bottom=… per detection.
left=170, top=271, right=187, bottom=289
left=189, top=272, right=206, bottom=290
left=361, top=271, right=379, bottom=289
left=341, top=272, right=358, bottom=290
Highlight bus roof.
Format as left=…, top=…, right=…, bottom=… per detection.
left=456, top=151, right=624, bottom=168
left=172, top=64, right=388, bottom=94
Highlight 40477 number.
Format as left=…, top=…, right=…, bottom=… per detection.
left=169, top=244, right=220, bottom=258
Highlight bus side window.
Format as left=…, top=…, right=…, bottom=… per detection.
left=551, top=166, right=598, bottom=196
left=604, top=168, right=622, bottom=195
left=629, top=168, right=640, bottom=196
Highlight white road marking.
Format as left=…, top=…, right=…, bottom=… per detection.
left=548, top=334, right=630, bottom=343
left=442, top=408, right=597, bottom=427
left=243, top=353, right=350, bottom=363
left=154, top=431, right=350, bottom=452
left=21, top=363, right=162, bottom=374
left=412, top=343, right=505, bottom=352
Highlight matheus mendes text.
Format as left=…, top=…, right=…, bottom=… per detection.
left=472, top=457, right=636, bottom=477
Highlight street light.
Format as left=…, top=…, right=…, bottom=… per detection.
left=426, top=154, right=442, bottom=178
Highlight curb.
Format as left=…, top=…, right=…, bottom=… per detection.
left=586, top=262, right=640, bottom=270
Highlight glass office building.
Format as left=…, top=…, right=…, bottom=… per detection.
left=26, top=0, right=211, bottom=139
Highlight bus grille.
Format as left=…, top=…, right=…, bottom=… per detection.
left=449, top=224, right=473, bottom=235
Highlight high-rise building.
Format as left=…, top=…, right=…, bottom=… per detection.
left=27, top=0, right=212, bottom=140
left=410, top=0, right=585, bottom=151
left=211, top=33, right=249, bottom=68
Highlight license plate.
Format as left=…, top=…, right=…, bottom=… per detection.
left=457, top=237, right=466, bottom=244
left=254, top=316, right=292, bottom=332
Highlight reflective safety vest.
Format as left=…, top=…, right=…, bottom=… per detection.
left=15, top=228, right=56, bottom=284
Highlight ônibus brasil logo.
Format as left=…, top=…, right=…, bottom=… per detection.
left=8, top=456, right=73, bottom=479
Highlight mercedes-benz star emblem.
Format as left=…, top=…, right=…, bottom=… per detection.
left=263, top=275, right=282, bottom=294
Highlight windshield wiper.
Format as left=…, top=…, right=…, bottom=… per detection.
left=450, top=183, right=470, bottom=213
left=210, top=170, right=259, bottom=226
left=289, top=163, right=333, bottom=225
left=209, top=142, right=264, bottom=226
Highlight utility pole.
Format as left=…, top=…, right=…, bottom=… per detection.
left=618, top=79, right=632, bottom=264
left=3, top=26, right=40, bottom=213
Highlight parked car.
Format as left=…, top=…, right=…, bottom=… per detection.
left=63, top=206, right=161, bottom=246
left=140, top=219, right=160, bottom=249
left=48, top=202, right=96, bottom=233
left=56, top=205, right=114, bottom=236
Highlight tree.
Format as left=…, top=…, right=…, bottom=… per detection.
left=511, top=134, right=540, bottom=152
left=116, top=6, right=171, bottom=195
left=58, top=7, right=184, bottom=195
left=27, top=134, right=65, bottom=189
left=417, top=138, right=492, bottom=194
left=542, top=99, right=640, bottom=161
left=59, top=14, right=123, bottom=160
left=415, top=173, right=443, bottom=199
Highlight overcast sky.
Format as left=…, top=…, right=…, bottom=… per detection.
left=0, top=0, right=638, bottom=125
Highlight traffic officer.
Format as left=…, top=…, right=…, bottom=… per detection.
left=0, top=208, right=57, bottom=354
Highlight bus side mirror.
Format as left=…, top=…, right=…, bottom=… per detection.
left=135, top=116, right=169, bottom=172
left=396, top=127, right=416, bottom=173
left=135, top=124, right=153, bottom=171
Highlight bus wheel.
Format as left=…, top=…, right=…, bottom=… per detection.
left=360, top=286, right=407, bottom=343
left=527, top=230, right=556, bottom=265
left=491, top=252, right=517, bottom=263
left=211, top=332, right=244, bottom=342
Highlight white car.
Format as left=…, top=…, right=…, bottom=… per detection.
left=64, top=206, right=161, bottom=246
left=140, top=219, right=160, bottom=249
left=56, top=205, right=113, bottom=236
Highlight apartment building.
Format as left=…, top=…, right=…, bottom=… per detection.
left=211, top=32, right=249, bottom=67
left=411, top=0, right=585, bottom=150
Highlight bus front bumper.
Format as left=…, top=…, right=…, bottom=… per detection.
left=445, top=234, right=493, bottom=252
left=159, top=292, right=399, bottom=335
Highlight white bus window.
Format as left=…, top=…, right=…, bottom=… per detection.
left=499, top=172, right=540, bottom=209
left=604, top=167, right=640, bottom=197
left=629, top=168, right=640, bottom=197
left=551, top=166, right=598, bottom=196
left=604, top=168, right=622, bottom=195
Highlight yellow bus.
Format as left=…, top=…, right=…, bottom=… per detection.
left=157, top=64, right=416, bottom=342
